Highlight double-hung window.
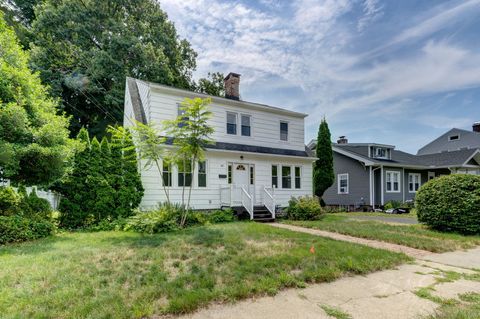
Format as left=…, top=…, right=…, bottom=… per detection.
left=162, top=161, right=172, bottom=187
left=280, top=121, right=288, bottom=141
left=198, top=161, right=206, bottom=187
left=241, top=115, right=251, bottom=136
left=338, top=173, right=349, bottom=194
left=271, top=165, right=278, bottom=188
left=226, top=112, right=237, bottom=135
left=282, top=166, right=291, bottom=189
left=408, top=173, right=421, bottom=193
left=386, top=171, right=400, bottom=192
left=178, top=160, right=192, bottom=187
left=295, top=166, right=301, bottom=189
left=177, top=104, right=188, bottom=128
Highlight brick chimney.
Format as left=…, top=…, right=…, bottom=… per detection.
left=473, top=122, right=480, bottom=133
left=224, top=72, right=241, bottom=100
left=337, top=136, right=348, bottom=144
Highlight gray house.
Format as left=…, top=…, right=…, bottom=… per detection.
left=309, top=122, right=480, bottom=208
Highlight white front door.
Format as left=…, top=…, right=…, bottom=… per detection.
left=233, top=163, right=249, bottom=186
left=231, top=163, right=255, bottom=204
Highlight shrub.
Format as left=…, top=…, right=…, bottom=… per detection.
left=206, top=208, right=235, bottom=223
left=0, top=186, right=21, bottom=216
left=0, top=215, right=55, bottom=245
left=23, top=189, right=52, bottom=219
left=416, top=174, right=480, bottom=234
left=384, top=200, right=402, bottom=210
left=287, top=196, right=325, bottom=220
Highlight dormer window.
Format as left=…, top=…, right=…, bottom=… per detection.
left=372, top=147, right=390, bottom=159
left=448, top=135, right=459, bottom=141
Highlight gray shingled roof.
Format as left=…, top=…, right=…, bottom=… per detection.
left=335, top=144, right=478, bottom=168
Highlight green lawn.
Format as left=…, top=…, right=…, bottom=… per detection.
left=335, top=210, right=418, bottom=219
left=0, top=222, right=409, bottom=318
left=283, top=215, right=480, bottom=253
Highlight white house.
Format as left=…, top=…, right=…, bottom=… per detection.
left=123, top=73, right=315, bottom=220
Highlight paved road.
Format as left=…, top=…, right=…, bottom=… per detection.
left=348, top=215, right=419, bottom=224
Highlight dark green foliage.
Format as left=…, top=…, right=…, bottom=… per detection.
left=124, top=205, right=236, bottom=234
left=416, top=175, right=480, bottom=234
left=30, top=0, right=198, bottom=136
left=313, top=118, right=334, bottom=199
left=287, top=196, right=325, bottom=220
left=0, top=214, right=54, bottom=244
left=57, top=128, right=143, bottom=229
left=384, top=200, right=402, bottom=210
left=0, top=186, right=21, bottom=215
left=0, top=12, right=72, bottom=186
left=22, top=188, right=51, bottom=218
left=195, top=72, right=225, bottom=97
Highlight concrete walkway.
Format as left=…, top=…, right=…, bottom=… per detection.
left=269, top=223, right=431, bottom=258
left=168, top=224, right=480, bottom=319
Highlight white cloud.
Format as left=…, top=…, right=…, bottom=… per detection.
left=357, top=0, right=384, bottom=32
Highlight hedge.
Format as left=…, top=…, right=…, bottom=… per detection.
left=0, top=215, right=55, bottom=245
left=416, top=174, right=480, bottom=234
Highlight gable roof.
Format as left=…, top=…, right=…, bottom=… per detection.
left=417, top=128, right=480, bottom=155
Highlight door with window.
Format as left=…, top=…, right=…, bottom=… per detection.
left=230, top=163, right=255, bottom=204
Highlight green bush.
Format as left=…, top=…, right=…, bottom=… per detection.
left=0, top=215, right=55, bottom=244
left=0, top=186, right=21, bottom=216
left=125, top=205, right=236, bottom=234
left=384, top=200, right=402, bottom=210
left=22, top=189, right=52, bottom=219
left=287, top=196, right=324, bottom=220
left=416, top=175, right=480, bottom=234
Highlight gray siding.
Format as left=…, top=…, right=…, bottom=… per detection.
left=403, top=169, right=428, bottom=201
left=383, top=167, right=403, bottom=203
left=323, top=152, right=370, bottom=205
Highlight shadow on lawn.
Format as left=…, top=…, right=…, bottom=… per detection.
left=0, top=235, right=74, bottom=256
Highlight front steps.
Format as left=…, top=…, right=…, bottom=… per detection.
left=253, top=205, right=275, bottom=222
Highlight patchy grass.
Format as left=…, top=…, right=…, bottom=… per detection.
left=319, top=304, right=352, bottom=319
left=335, top=210, right=418, bottom=220
left=283, top=215, right=480, bottom=252
left=0, top=222, right=408, bottom=318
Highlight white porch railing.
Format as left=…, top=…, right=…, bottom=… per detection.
left=220, top=186, right=232, bottom=206
left=241, top=186, right=254, bottom=220
left=263, top=187, right=276, bottom=219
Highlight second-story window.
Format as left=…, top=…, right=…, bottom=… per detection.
left=241, top=115, right=251, bottom=136
left=227, top=112, right=237, bottom=135
left=177, top=104, right=188, bottom=128
left=280, top=121, right=288, bottom=141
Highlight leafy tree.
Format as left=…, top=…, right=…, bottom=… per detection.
left=57, top=128, right=143, bottom=228
left=196, top=72, right=225, bottom=97
left=0, top=12, right=73, bottom=186
left=0, top=0, right=39, bottom=47
left=29, top=0, right=198, bottom=137
left=164, top=97, right=214, bottom=226
left=313, top=118, right=334, bottom=203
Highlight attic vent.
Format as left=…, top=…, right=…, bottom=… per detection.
left=448, top=135, right=459, bottom=141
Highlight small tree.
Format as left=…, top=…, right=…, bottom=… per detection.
left=164, top=97, right=214, bottom=226
left=313, top=118, right=334, bottom=203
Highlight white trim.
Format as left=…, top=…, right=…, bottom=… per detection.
left=226, top=111, right=238, bottom=135
left=461, top=149, right=480, bottom=166
left=332, top=146, right=375, bottom=166
left=408, top=173, right=421, bottom=193
left=337, top=173, right=349, bottom=194
left=279, top=120, right=289, bottom=142
left=369, top=166, right=373, bottom=205
left=402, top=168, right=405, bottom=202
left=240, top=113, right=253, bottom=137
left=385, top=170, right=401, bottom=193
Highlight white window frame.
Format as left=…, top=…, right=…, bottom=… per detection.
left=337, top=173, right=349, bottom=194
left=386, top=171, right=401, bottom=193
left=408, top=173, right=421, bottom=193
left=280, top=121, right=289, bottom=141
left=448, top=135, right=460, bottom=141
left=226, top=112, right=237, bottom=135
left=281, top=165, right=292, bottom=189
left=197, top=160, right=207, bottom=188
left=240, top=114, right=252, bottom=137
left=294, top=166, right=302, bottom=189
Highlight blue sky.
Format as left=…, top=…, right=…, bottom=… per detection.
left=161, top=0, right=480, bottom=154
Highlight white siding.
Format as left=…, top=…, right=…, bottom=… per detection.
left=148, top=86, right=306, bottom=151
left=139, top=151, right=313, bottom=210
left=123, top=84, right=135, bottom=128
left=137, top=80, right=151, bottom=122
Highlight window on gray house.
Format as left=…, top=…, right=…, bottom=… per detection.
left=282, top=166, right=291, bottom=188
left=241, top=115, right=251, bottom=136
left=198, top=161, right=206, bottom=187
left=178, top=160, right=192, bottom=187
left=227, top=112, right=237, bottom=135
left=280, top=122, right=288, bottom=141
left=272, top=165, right=278, bottom=188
